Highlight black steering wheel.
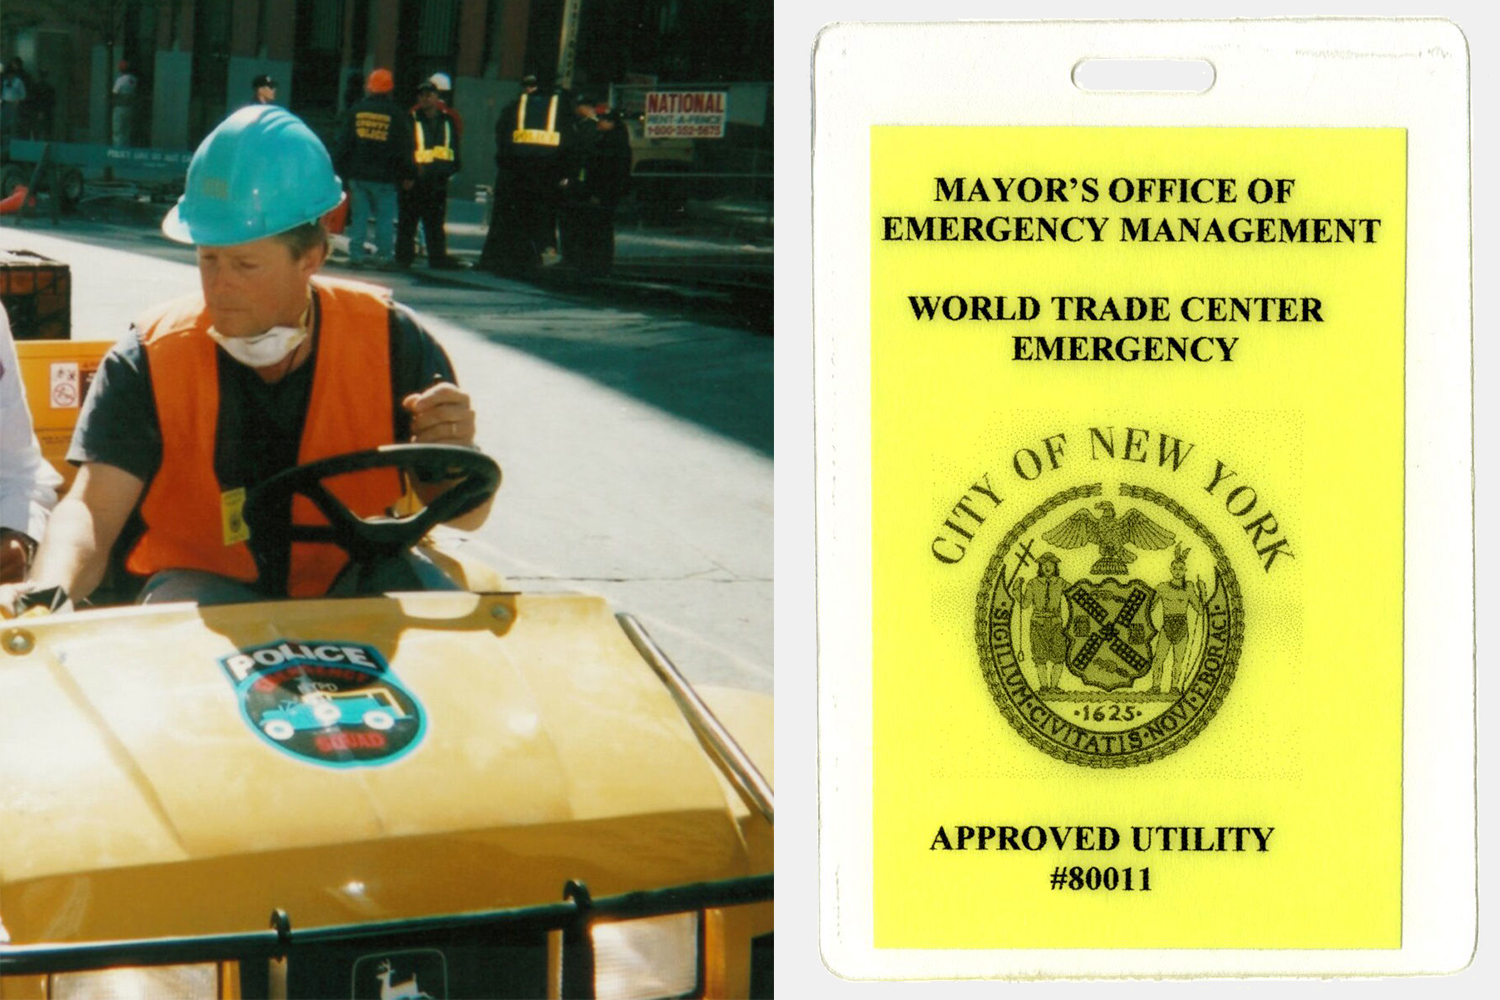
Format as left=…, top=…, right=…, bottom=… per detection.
left=243, top=444, right=501, bottom=565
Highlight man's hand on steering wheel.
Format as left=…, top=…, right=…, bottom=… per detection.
left=0, top=582, right=29, bottom=619
left=402, top=381, right=476, bottom=448
left=243, top=445, right=500, bottom=567
left=0, top=581, right=72, bottom=619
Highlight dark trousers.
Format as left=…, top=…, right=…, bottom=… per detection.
left=396, top=179, right=449, bottom=265
left=479, top=165, right=557, bottom=274
left=559, top=199, right=617, bottom=274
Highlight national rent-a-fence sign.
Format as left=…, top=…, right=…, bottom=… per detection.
left=643, top=91, right=729, bottom=138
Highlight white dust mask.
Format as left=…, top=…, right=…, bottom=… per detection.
left=206, top=324, right=308, bottom=368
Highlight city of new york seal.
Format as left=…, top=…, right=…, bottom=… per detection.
left=975, top=482, right=1244, bottom=767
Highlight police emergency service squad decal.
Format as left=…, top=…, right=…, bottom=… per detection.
left=220, top=640, right=425, bottom=767
left=976, top=481, right=1244, bottom=768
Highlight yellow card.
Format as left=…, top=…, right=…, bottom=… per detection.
left=870, top=126, right=1403, bottom=949
left=221, top=487, right=250, bottom=546
left=814, top=19, right=1472, bottom=979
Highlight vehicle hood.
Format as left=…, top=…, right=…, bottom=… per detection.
left=0, top=593, right=763, bottom=943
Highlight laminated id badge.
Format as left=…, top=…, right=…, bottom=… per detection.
left=812, top=20, right=1472, bottom=977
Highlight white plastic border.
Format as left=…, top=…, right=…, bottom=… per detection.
left=812, top=18, right=1473, bottom=978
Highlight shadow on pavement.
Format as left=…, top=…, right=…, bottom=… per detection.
left=404, top=266, right=773, bottom=458
left=4, top=202, right=773, bottom=457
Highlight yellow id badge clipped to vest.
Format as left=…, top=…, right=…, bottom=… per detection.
left=221, top=487, right=250, bottom=546
left=813, top=19, right=1472, bottom=979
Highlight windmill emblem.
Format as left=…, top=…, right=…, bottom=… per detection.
left=975, top=482, right=1246, bottom=768
left=1062, top=577, right=1158, bottom=690
left=1040, top=500, right=1176, bottom=575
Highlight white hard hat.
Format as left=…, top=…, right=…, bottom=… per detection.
left=428, top=73, right=452, bottom=91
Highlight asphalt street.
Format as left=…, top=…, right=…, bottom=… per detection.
left=0, top=216, right=772, bottom=694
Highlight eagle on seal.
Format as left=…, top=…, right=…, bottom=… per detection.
left=1041, top=500, right=1176, bottom=575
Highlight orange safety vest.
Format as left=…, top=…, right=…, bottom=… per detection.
left=127, top=278, right=403, bottom=596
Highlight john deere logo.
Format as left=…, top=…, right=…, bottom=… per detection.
left=975, top=482, right=1244, bottom=767
left=219, top=640, right=426, bottom=768
left=351, top=950, right=447, bottom=1000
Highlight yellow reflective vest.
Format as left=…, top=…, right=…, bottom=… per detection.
left=512, top=92, right=560, bottom=147
left=414, top=115, right=455, bottom=164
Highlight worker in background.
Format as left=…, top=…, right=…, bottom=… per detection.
left=1, top=58, right=28, bottom=143
left=424, top=72, right=465, bottom=141
left=0, top=302, right=62, bottom=584
left=330, top=68, right=415, bottom=270
left=0, top=106, right=488, bottom=616
left=557, top=93, right=601, bottom=270
left=396, top=80, right=466, bottom=270
left=111, top=60, right=137, bottom=147
left=250, top=74, right=277, bottom=106
left=406, top=72, right=465, bottom=261
left=559, top=103, right=633, bottom=275
left=477, top=74, right=562, bottom=276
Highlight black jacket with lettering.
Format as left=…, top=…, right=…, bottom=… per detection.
left=332, top=93, right=416, bottom=184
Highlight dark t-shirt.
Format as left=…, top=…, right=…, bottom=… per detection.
left=69, top=296, right=457, bottom=594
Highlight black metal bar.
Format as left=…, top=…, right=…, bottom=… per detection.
left=581, top=874, right=773, bottom=920
left=19, top=143, right=52, bottom=224
left=269, top=909, right=292, bottom=956
left=617, top=613, right=775, bottom=823
left=560, top=880, right=596, bottom=1000
left=286, top=899, right=576, bottom=948
left=0, top=930, right=285, bottom=976
left=693, top=909, right=709, bottom=999
left=0, top=874, right=773, bottom=977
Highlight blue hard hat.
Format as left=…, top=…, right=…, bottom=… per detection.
left=163, top=106, right=343, bottom=246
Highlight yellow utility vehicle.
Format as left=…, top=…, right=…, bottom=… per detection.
left=0, top=339, right=773, bottom=999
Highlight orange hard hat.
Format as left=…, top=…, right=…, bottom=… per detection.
left=367, top=68, right=394, bottom=94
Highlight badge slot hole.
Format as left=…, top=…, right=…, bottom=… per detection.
left=1071, top=59, right=1215, bottom=94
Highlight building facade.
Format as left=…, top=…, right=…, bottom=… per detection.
left=3, top=0, right=770, bottom=197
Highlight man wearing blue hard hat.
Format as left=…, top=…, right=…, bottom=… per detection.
left=0, top=106, right=489, bottom=614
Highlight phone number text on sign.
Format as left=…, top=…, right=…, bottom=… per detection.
left=646, top=124, right=725, bottom=138
left=643, top=90, right=727, bottom=139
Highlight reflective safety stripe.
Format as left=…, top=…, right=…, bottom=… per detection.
left=413, top=115, right=455, bottom=163
left=513, top=93, right=560, bottom=146
left=511, top=128, right=559, bottom=146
